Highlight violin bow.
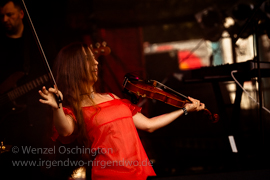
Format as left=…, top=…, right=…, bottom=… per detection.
left=148, top=80, right=191, bottom=102
left=21, top=0, right=62, bottom=107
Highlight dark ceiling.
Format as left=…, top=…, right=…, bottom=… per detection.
left=26, top=0, right=262, bottom=43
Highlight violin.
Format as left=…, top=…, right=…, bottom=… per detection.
left=123, top=74, right=219, bottom=123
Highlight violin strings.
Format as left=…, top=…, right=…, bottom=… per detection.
left=152, top=80, right=189, bottom=100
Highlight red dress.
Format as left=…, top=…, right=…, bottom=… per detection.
left=52, top=93, right=156, bottom=180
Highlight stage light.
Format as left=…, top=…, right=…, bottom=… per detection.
left=195, top=7, right=225, bottom=42
left=201, top=9, right=222, bottom=28
left=261, top=0, right=270, bottom=38
left=262, top=0, right=270, bottom=16
left=226, top=3, right=255, bottom=39
left=231, top=3, right=253, bottom=21
left=228, top=1, right=270, bottom=39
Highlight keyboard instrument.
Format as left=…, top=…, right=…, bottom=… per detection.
left=182, top=60, right=270, bottom=83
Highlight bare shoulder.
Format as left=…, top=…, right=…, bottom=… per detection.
left=96, top=93, right=120, bottom=101
left=109, top=93, right=120, bottom=99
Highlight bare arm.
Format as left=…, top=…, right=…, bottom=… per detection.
left=133, top=97, right=205, bottom=133
left=39, top=86, right=75, bottom=137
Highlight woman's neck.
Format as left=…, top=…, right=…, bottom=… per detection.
left=80, top=93, right=115, bottom=107
left=81, top=92, right=96, bottom=107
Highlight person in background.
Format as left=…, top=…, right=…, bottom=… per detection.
left=0, top=1, right=56, bottom=179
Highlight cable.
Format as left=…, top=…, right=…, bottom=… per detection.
left=179, top=39, right=205, bottom=62
left=231, top=70, right=270, bottom=114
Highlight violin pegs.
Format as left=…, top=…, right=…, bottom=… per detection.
left=102, top=41, right=107, bottom=47
left=90, top=44, right=93, bottom=50
left=88, top=42, right=111, bottom=57
left=95, top=42, right=100, bottom=48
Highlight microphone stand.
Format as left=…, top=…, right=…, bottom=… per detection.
left=232, top=0, right=265, bottom=152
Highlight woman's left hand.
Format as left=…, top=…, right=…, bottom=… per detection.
left=184, top=96, right=205, bottom=113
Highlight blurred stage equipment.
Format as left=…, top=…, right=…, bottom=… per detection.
left=190, top=0, right=270, bottom=154
left=231, top=1, right=270, bottom=149
left=227, top=3, right=254, bottom=39
left=196, top=2, right=270, bottom=42
left=260, top=0, right=270, bottom=38
left=195, top=6, right=225, bottom=42
left=182, top=59, right=270, bottom=132
left=0, top=141, right=11, bottom=154
left=228, top=1, right=270, bottom=42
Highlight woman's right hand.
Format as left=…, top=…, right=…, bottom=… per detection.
left=39, top=85, right=63, bottom=109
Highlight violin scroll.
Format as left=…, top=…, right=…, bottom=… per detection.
left=202, top=109, right=219, bottom=123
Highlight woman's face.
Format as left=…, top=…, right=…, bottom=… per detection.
left=83, top=46, right=99, bottom=83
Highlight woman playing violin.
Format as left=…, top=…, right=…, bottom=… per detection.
left=38, top=42, right=205, bottom=180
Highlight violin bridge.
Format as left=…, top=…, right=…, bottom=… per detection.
left=152, top=80, right=157, bottom=87
left=136, top=91, right=146, bottom=97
